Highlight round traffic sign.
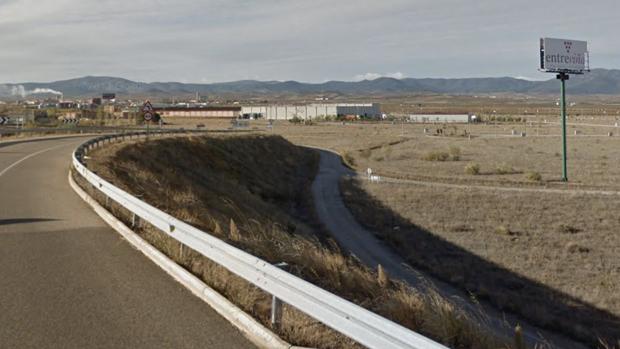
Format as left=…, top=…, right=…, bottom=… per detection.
left=144, top=112, right=153, bottom=121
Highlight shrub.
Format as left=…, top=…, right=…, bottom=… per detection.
left=423, top=151, right=450, bottom=162
left=495, top=163, right=515, bottom=175
left=289, top=116, right=302, bottom=124
left=495, top=225, right=510, bottom=235
left=465, top=163, right=481, bottom=175
left=557, top=224, right=581, bottom=235
left=448, top=146, right=461, bottom=160
left=359, top=148, right=372, bottom=159
left=525, top=171, right=542, bottom=182
left=343, top=152, right=356, bottom=167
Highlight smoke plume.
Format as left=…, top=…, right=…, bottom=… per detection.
left=9, top=85, right=63, bottom=97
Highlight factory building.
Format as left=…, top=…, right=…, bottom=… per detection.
left=241, top=103, right=381, bottom=120
left=408, top=114, right=476, bottom=123
left=155, top=106, right=241, bottom=118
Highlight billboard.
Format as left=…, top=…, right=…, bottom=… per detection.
left=539, top=38, right=588, bottom=74
left=102, top=93, right=116, bottom=100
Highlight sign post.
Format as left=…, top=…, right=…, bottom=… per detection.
left=142, top=100, right=154, bottom=139
left=558, top=72, right=568, bottom=181
left=539, top=37, right=589, bottom=181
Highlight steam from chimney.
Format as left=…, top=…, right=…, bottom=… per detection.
left=10, top=85, right=63, bottom=97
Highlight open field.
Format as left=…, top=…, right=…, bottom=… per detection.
left=254, top=119, right=618, bottom=346
left=85, top=134, right=509, bottom=349
left=341, top=179, right=620, bottom=345
left=112, top=107, right=620, bottom=347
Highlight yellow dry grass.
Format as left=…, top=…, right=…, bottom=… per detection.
left=83, top=133, right=513, bottom=349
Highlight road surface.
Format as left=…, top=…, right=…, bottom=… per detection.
left=311, top=149, right=585, bottom=349
left=0, top=136, right=256, bottom=349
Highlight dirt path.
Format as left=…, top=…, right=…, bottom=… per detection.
left=310, top=148, right=587, bottom=349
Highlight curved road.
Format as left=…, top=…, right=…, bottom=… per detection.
left=311, top=150, right=585, bottom=349
left=0, top=136, right=255, bottom=348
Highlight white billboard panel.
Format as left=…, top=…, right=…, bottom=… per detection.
left=540, top=38, right=588, bottom=74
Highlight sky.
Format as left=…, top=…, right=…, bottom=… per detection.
left=0, top=0, right=618, bottom=83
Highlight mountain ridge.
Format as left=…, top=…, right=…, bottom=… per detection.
left=1, top=69, right=619, bottom=97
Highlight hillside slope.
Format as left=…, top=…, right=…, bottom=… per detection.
left=87, top=134, right=509, bottom=349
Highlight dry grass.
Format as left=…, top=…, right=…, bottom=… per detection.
left=265, top=121, right=620, bottom=189
left=84, top=134, right=512, bottom=349
left=340, top=178, right=620, bottom=346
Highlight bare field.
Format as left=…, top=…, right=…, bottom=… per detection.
left=134, top=115, right=620, bottom=346
left=261, top=120, right=620, bottom=188
left=264, top=120, right=620, bottom=345
left=341, top=179, right=620, bottom=345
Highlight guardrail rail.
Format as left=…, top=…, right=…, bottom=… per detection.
left=72, top=131, right=448, bottom=349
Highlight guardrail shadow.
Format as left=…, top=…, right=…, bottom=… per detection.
left=343, top=179, right=619, bottom=347
left=0, top=218, right=59, bottom=226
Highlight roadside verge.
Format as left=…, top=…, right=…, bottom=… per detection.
left=68, top=170, right=295, bottom=349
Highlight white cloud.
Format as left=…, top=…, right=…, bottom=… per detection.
left=514, top=76, right=548, bottom=81
left=354, top=73, right=381, bottom=81
left=353, top=72, right=405, bottom=81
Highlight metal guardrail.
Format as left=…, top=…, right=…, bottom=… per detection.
left=72, top=131, right=448, bottom=349
left=0, top=126, right=148, bottom=135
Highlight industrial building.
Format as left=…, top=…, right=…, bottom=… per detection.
left=408, top=114, right=475, bottom=123
left=241, top=103, right=381, bottom=120
left=155, top=106, right=242, bottom=118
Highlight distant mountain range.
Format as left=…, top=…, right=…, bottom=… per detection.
left=1, top=69, right=620, bottom=98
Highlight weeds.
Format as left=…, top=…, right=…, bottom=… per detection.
left=525, top=172, right=542, bottom=182
left=465, top=163, right=481, bottom=175
left=495, top=163, right=516, bottom=175
left=423, top=151, right=450, bottom=161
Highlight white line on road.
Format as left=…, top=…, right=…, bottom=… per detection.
left=0, top=143, right=71, bottom=178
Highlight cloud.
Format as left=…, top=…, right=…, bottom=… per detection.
left=514, top=76, right=548, bottom=81
left=0, top=0, right=618, bottom=83
left=354, top=72, right=405, bottom=81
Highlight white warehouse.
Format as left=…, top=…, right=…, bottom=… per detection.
left=408, top=114, right=475, bottom=123
left=241, top=103, right=381, bottom=120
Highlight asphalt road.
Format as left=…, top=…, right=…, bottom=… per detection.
left=0, top=136, right=256, bottom=349
left=311, top=149, right=585, bottom=349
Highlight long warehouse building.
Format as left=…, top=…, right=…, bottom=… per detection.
left=155, top=106, right=241, bottom=118
left=241, top=103, right=381, bottom=120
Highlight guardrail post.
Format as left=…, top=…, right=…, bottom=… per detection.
left=131, top=213, right=138, bottom=228
left=271, top=262, right=288, bottom=330
left=271, top=295, right=283, bottom=330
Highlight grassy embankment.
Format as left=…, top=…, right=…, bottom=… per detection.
left=83, top=134, right=514, bottom=349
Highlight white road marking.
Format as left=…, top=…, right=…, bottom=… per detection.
left=0, top=143, right=71, bottom=178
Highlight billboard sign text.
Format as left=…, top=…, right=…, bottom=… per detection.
left=539, top=37, right=588, bottom=74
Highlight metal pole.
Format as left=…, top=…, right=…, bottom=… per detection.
left=271, top=295, right=283, bottom=329
left=558, top=73, right=569, bottom=181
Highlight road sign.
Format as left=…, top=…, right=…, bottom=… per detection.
left=0, top=117, right=10, bottom=125
left=143, top=112, right=153, bottom=121
left=63, top=118, right=79, bottom=124
left=142, top=101, right=154, bottom=113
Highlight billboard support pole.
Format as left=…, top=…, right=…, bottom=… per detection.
left=557, top=72, right=569, bottom=182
